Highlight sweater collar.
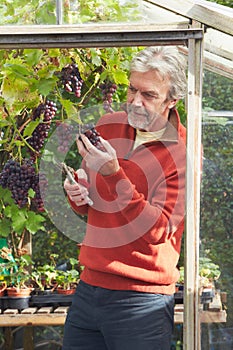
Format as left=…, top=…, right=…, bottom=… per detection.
left=158, top=108, right=179, bottom=143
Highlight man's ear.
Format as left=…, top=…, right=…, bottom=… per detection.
left=168, top=99, right=178, bottom=109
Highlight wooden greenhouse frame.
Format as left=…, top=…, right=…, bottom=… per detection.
left=0, top=1, right=232, bottom=349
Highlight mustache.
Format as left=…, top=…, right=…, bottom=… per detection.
left=126, top=104, right=149, bottom=116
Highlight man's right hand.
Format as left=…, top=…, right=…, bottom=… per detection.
left=63, top=169, right=91, bottom=206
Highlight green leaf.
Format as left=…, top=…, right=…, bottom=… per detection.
left=1, top=188, right=15, bottom=206
left=0, top=219, right=12, bottom=237
left=90, top=49, right=102, bottom=66
left=24, top=49, right=44, bottom=66
left=0, top=119, right=11, bottom=127
left=23, top=120, right=40, bottom=137
left=25, top=211, right=46, bottom=234
left=60, top=99, right=80, bottom=121
left=3, top=63, right=31, bottom=79
left=11, top=210, right=27, bottom=233
left=1, top=74, right=38, bottom=107
left=36, top=78, right=57, bottom=96
left=112, top=70, right=128, bottom=85
left=48, top=49, right=61, bottom=58
left=28, top=188, right=36, bottom=199
left=4, top=206, right=12, bottom=219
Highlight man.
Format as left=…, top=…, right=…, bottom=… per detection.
left=63, top=46, right=187, bottom=350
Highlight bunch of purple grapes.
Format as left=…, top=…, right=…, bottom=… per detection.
left=31, top=173, right=47, bottom=212
left=56, top=122, right=74, bottom=154
left=0, top=159, right=46, bottom=211
left=27, top=100, right=57, bottom=158
left=61, top=63, right=83, bottom=98
left=99, top=81, right=117, bottom=113
left=80, top=124, right=105, bottom=151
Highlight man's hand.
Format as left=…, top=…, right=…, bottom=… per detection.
left=77, top=134, right=120, bottom=176
left=64, top=169, right=91, bottom=206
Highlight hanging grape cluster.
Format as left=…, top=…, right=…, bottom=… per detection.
left=99, top=81, right=117, bottom=113
left=61, top=63, right=83, bottom=98
left=0, top=159, right=47, bottom=211
left=56, top=122, right=75, bottom=154
left=27, top=100, right=57, bottom=158
left=80, top=124, right=106, bottom=152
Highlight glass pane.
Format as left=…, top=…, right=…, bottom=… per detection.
left=0, top=0, right=57, bottom=25
left=200, top=70, right=233, bottom=349
left=0, top=0, right=144, bottom=25
left=62, top=0, right=144, bottom=24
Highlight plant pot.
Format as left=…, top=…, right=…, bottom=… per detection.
left=8, top=296, right=30, bottom=310
left=0, top=283, right=7, bottom=297
left=0, top=296, right=31, bottom=310
left=6, top=287, right=33, bottom=298
left=56, top=287, right=76, bottom=295
left=0, top=296, right=6, bottom=309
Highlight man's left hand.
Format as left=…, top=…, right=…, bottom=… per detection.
left=76, top=134, right=120, bottom=176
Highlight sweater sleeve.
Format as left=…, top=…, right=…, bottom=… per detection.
left=68, top=196, right=89, bottom=216
left=100, top=155, right=185, bottom=245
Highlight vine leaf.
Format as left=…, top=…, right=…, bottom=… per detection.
left=25, top=211, right=46, bottom=234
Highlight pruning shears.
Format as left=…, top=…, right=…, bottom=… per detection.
left=59, top=162, right=93, bottom=206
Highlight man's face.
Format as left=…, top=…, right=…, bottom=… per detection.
left=126, top=70, right=176, bottom=131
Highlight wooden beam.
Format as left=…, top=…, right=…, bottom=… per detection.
left=184, top=21, right=204, bottom=350
left=0, top=309, right=226, bottom=327
left=179, top=46, right=233, bottom=80
left=145, top=0, right=233, bottom=35
left=0, top=313, right=66, bottom=327
left=0, top=25, right=203, bottom=49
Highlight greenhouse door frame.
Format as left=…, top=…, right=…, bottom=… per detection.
left=0, top=24, right=204, bottom=350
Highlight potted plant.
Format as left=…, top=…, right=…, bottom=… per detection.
left=31, top=254, right=59, bottom=294
left=4, top=254, right=34, bottom=297
left=199, top=257, right=221, bottom=289
left=56, top=258, right=80, bottom=295
left=0, top=254, right=34, bottom=310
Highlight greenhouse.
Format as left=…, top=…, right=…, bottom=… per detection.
left=0, top=0, right=232, bottom=349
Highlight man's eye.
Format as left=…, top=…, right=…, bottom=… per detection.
left=142, top=92, right=157, bottom=100
left=128, top=86, right=137, bottom=93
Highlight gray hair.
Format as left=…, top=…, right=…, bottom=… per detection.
left=130, top=46, right=187, bottom=100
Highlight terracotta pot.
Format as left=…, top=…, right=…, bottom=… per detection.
left=0, top=283, right=7, bottom=297
left=6, top=287, right=33, bottom=297
left=56, top=287, right=76, bottom=295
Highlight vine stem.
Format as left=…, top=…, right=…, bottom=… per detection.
left=8, top=114, right=39, bottom=157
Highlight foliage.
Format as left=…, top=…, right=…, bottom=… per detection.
left=0, top=254, right=33, bottom=289
left=202, top=71, right=233, bottom=111
left=200, top=118, right=233, bottom=293
left=31, top=253, right=59, bottom=290
left=207, top=0, right=233, bottom=8
left=0, top=0, right=143, bottom=25
left=0, top=0, right=57, bottom=25
left=0, top=46, right=140, bottom=263
left=56, top=257, right=80, bottom=290
left=199, top=257, right=221, bottom=287
left=177, top=257, right=221, bottom=287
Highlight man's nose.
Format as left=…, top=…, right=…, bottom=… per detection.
left=132, top=91, right=143, bottom=106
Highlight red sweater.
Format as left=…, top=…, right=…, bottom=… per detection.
left=70, top=109, right=186, bottom=294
